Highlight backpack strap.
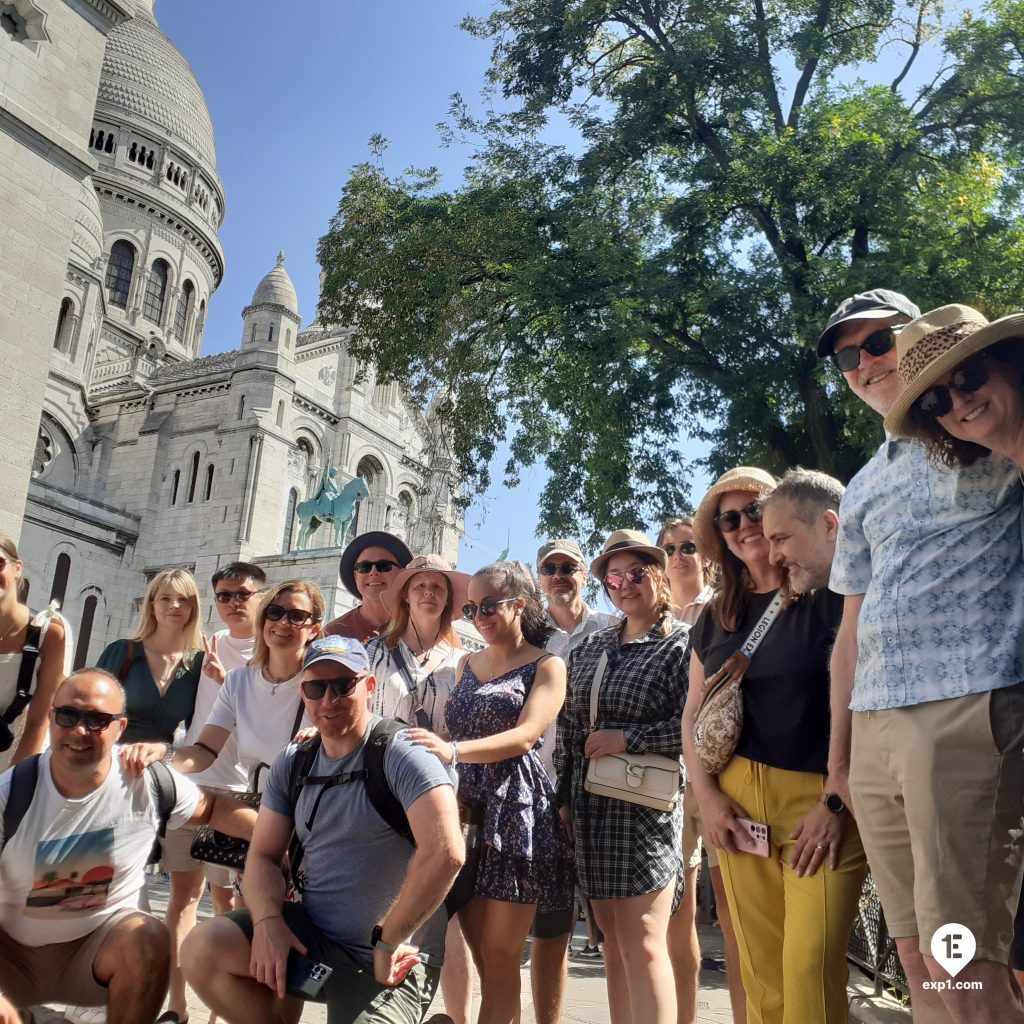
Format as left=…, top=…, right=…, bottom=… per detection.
left=362, top=718, right=413, bottom=844
left=144, top=759, right=177, bottom=866
left=119, top=640, right=137, bottom=683
left=0, top=623, right=44, bottom=746
left=388, top=645, right=433, bottom=731
left=1, top=753, right=42, bottom=855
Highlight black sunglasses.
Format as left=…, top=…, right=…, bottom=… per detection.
left=462, top=597, right=517, bottom=620
left=265, top=604, right=320, bottom=626
left=913, top=356, right=989, bottom=419
left=354, top=560, right=400, bottom=574
left=538, top=563, right=579, bottom=576
left=662, top=542, right=698, bottom=557
left=833, top=327, right=898, bottom=373
left=603, top=565, right=651, bottom=590
left=301, top=676, right=363, bottom=700
left=215, top=589, right=258, bottom=604
left=53, top=706, right=121, bottom=732
left=714, top=501, right=763, bottom=533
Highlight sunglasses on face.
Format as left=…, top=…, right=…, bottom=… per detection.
left=913, top=356, right=989, bottom=419
left=53, top=706, right=121, bottom=732
left=714, top=501, right=763, bottom=534
left=538, top=563, right=579, bottom=576
left=265, top=604, right=320, bottom=626
left=461, top=597, right=517, bottom=620
left=215, top=589, right=258, bottom=604
left=603, top=565, right=651, bottom=590
left=354, top=560, right=400, bottom=574
left=662, top=542, right=698, bottom=557
left=301, top=676, right=363, bottom=700
left=833, top=328, right=897, bottom=373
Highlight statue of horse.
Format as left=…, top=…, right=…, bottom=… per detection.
left=295, top=475, right=369, bottom=550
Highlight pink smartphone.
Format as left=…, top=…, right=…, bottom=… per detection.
left=734, top=816, right=771, bottom=857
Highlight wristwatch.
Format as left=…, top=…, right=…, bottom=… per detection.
left=824, top=793, right=846, bottom=814
left=370, top=924, right=398, bottom=954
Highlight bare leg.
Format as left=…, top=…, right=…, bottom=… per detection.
left=440, top=914, right=473, bottom=1024
left=530, top=932, right=570, bottom=1024
left=894, top=937, right=954, bottom=1024
left=459, top=897, right=535, bottom=1024
left=710, top=866, right=745, bottom=1024
left=92, top=913, right=171, bottom=1024
left=666, top=864, right=700, bottom=1024
left=210, top=884, right=234, bottom=916
left=165, top=869, right=206, bottom=1019
left=924, top=953, right=1024, bottom=1024
left=181, top=916, right=301, bottom=1024
left=593, top=902, right=632, bottom=1024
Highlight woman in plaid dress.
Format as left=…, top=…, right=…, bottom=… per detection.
left=555, top=530, right=689, bottom=1024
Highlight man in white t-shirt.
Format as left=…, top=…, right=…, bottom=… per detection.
left=0, top=669, right=255, bottom=1021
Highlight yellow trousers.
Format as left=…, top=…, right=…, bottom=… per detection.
left=717, top=756, right=868, bottom=1024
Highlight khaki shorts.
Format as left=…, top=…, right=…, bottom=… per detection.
left=0, top=908, right=146, bottom=1007
left=682, top=784, right=718, bottom=870
left=849, top=683, right=1024, bottom=963
left=160, top=824, right=233, bottom=888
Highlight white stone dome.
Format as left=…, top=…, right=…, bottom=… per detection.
left=250, top=251, right=299, bottom=313
left=97, top=1, right=217, bottom=172
left=71, top=178, right=104, bottom=266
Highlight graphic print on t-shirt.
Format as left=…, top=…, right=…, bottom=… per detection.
left=25, top=828, right=114, bottom=914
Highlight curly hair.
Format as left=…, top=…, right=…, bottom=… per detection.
left=474, top=561, right=553, bottom=648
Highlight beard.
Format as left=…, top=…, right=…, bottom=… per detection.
left=546, top=587, right=576, bottom=608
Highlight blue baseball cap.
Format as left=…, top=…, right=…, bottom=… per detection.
left=302, top=635, right=370, bottom=675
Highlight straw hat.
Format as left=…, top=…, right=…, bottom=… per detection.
left=590, top=529, right=668, bottom=581
left=383, top=553, right=471, bottom=614
left=692, top=467, right=777, bottom=565
left=884, top=304, right=1024, bottom=436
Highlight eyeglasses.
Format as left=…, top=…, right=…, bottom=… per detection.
left=714, top=501, right=763, bottom=533
left=662, top=542, right=697, bottom=557
left=215, top=589, right=258, bottom=604
left=301, top=676, right=363, bottom=700
left=265, top=604, right=320, bottom=626
left=53, top=706, right=121, bottom=732
left=461, top=597, right=517, bottom=620
left=913, top=356, right=989, bottom=419
left=603, top=565, right=651, bottom=590
left=354, top=560, right=400, bottom=574
left=832, top=328, right=897, bottom=372
left=538, top=563, right=579, bottom=576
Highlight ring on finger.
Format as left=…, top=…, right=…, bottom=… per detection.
left=814, top=843, right=826, bottom=851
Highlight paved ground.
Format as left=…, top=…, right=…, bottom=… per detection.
left=34, top=874, right=908, bottom=1023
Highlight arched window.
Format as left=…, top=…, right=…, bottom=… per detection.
left=186, top=451, right=200, bottom=502
left=285, top=328, right=292, bottom=349
left=204, top=464, right=214, bottom=501
left=170, top=469, right=180, bottom=504
left=49, top=552, right=71, bottom=606
left=268, top=324, right=274, bottom=345
left=174, top=280, right=194, bottom=340
left=194, top=299, right=206, bottom=349
left=352, top=455, right=385, bottom=536
left=282, top=487, right=299, bottom=552
left=105, top=240, right=135, bottom=309
left=143, top=259, right=169, bottom=323
left=53, top=298, right=74, bottom=353
left=74, top=595, right=98, bottom=670
left=251, top=322, right=257, bottom=344
left=104, top=134, right=114, bottom=154
left=276, top=400, right=284, bottom=427
left=238, top=395, right=246, bottom=419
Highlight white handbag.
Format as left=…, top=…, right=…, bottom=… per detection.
left=583, top=651, right=681, bottom=812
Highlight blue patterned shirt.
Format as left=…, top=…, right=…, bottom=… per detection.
left=830, top=437, right=1024, bottom=711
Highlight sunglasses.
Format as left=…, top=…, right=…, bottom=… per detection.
left=265, top=604, right=320, bottom=626
left=603, top=565, right=651, bottom=590
left=215, top=589, right=258, bottom=604
left=662, top=542, right=698, bottom=557
left=301, top=676, right=363, bottom=700
left=461, top=597, right=517, bottom=620
left=354, top=560, right=400, bottom=574
left=538, top=563, right=579, bottom=576
left=913, top=356, right=989, bottom=419
left=833, top=328, right=897, bottom=373
left=714, top=501, right=763, bottom=533
left=53, top=706, right=121, bottom=732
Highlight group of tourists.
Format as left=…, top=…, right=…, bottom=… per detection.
left=0, top=287, right=1023, bottom=1024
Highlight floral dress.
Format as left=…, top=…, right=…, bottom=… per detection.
left=445, top=656, right=573, bottom=908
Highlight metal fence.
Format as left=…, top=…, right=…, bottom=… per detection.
left=847, top=872, right=909, bottom=996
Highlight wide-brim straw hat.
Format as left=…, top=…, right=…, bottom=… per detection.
left=884, top=304, right=1024, bottom=436
left=383, top=553, right=472, bottom=615
left=692, top=467, right=777, bottom=565
left=338, top=530, right=414, bottom=598
left=590, top=529, right=668, bottom=581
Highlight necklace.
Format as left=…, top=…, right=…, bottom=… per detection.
left=620, top=618, right=657, bottom=643
left=0, top=616, right=21, bottom=646
left=264, top=667, right=294, bottom=695
left=410, top=621, right=440, bottom=667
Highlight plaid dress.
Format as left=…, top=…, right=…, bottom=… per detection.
left=555, top=619, right=690, bottom=900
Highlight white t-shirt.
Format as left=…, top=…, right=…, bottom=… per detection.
left=183, top=630, right=254, bottom=791
left=0, top=753, right=199, bottom=945
left=204, top=666, right=310, bottom=791
left=365, top=638, right=463, bottom=734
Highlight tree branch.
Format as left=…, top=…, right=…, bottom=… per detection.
left=788, top=0, right=832, bottom=129
left=890, top=1, right=926, bottom=94
left=752, top=0, right=786, bottom=132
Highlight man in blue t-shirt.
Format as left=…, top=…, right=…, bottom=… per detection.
left=182, top=635, right=464, bottom=1023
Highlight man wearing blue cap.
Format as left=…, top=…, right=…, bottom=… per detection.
left=183, top=635, right=464, bottom=1023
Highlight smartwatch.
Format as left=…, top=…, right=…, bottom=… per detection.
left=370, top=924, right=398, bottom=954
left=824, top=793, right=846, bottom=814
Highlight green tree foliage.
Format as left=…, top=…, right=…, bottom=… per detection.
left=318, top=0, right=1024, bottom=544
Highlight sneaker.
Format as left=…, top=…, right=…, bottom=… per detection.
left=575, top=943, right=602, bottom=960
left=64, top=1009, right=106, bottom=1024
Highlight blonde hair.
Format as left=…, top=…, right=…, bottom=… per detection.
left=250, top=579, right=325, bottom=671
left=0, top=534, right=19, bottom=562
left=132, top=568, right=203, bottom=653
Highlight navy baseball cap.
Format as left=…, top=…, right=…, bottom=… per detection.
left=302, top=635, right=370, bottom=675
left=817, top=289, right=921, bottom=358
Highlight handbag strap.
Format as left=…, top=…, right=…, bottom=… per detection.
left=738, top=592, right=785, bottom=660
left=588, top=652, right=609, bottom=731
left=389, top=643, right=433, bottom=730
